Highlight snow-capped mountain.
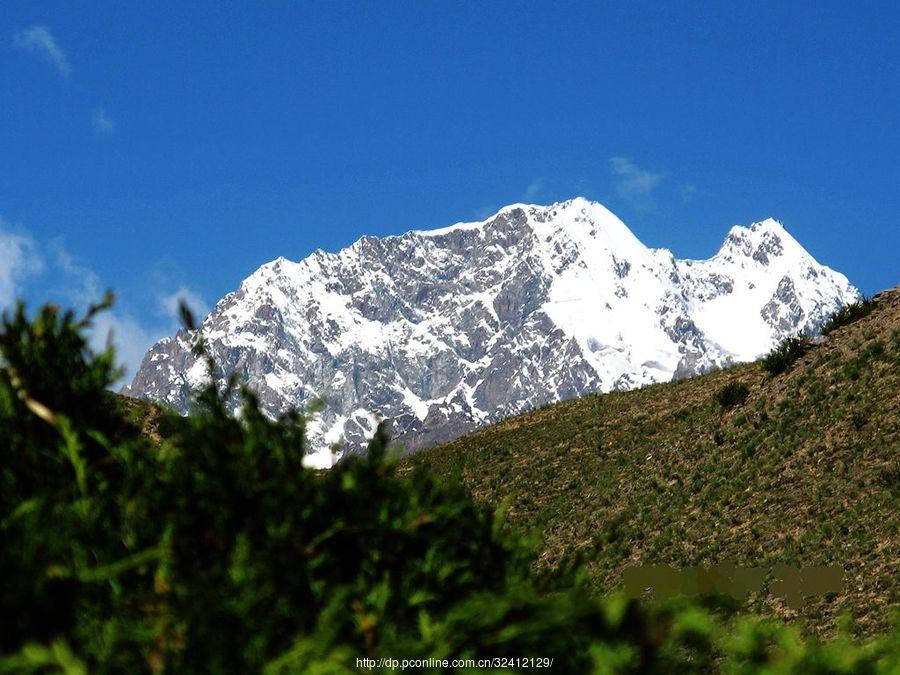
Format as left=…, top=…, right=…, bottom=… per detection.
left=123, top=199, right=858, bottom=467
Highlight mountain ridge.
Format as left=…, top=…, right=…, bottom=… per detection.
left=123, top=198, right=859, bottom=466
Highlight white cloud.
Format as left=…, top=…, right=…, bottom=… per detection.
left=158, top=286, right=210, bottom=327
left=48, top=242, right=165, bottom=381
left=524, top=177, right=549, bottom=203
left=521, top=178, right=596, bottom=206
left=89, top=311, right=162, bottom=380
left=13, top=25, right=71, bottom=77
left=0, top=231, right=149, bottom=380
left=609, top=156, right=665, bottom=211
left=91, top=107, right=115, bottom=135
left=0, top=223, right=190, bottom=384
left=472, top=205, right=499, bottom=220
left=50, top=240, right=102, bottom=303
left=0, top=220, right=43, bottom=308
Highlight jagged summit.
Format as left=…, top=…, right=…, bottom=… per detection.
left=123, top=199, right=858, bottom=467
left=416, top=198, right=644, bottom=251
left=715, top=217, right=801, bottom=261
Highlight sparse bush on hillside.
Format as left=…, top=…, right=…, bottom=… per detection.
left=822, top=297, right=876, bottom=336
left=762, top=335, right=811, bottom=376
left=1, top=298, right=898, bottom=673
left=716, top=382, right=750, bottom=409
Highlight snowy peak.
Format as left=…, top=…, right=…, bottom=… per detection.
left=714, top=217, right=811, bottom=268
left=678, top=217, right=855, bottom=363
left=414, top=198, right=646, bottom=257
left=123, top=199, right=859, bottom=467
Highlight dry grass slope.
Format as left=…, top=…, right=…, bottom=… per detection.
left=409, top=287, right=900, bottom=637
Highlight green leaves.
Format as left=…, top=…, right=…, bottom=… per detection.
left=715, top=382, right=750, bottom=410
left=762, top=335, right=811, bottom=376
left=0, top=640, right=87, bottom=675
left=822, top=297, right=876, bottom=336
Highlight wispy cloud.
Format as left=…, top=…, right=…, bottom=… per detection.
left=50, top=243, right=171, bottom=381
left=13, top=25, right=71, bottom=77
left=14, top=27, right=115, bottom=139
left=523, top=177, right=550, bottom=203
left=521, top=177, right=596, bottom=206
left=472, top=205, right=499, bottom=220
left=91, top=107, right=115, bottom=135
left=92, top=311, right=163, bottom=382
left=0, top=220, right=44, bottom=308
left=51, top=241, right=103, bottom=304
left=680, top=184, right=698, bottom=202
left=158, top=286, right=210, bottom=325
left=0, top=229, right=157, bottom=382
left=609, top=156, right=665, bottom=211
left=1, top=221, right=207, bottom=384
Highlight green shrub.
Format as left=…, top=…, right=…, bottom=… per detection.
left=822, top=297, right=876, bottom=336
left=716, top=382, right=750, bottom=409
left=0, top=298, right=898, bottom=673
left=762, top=335, right=811, bottom=376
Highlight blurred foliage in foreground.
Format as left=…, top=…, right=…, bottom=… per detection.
left=1, top=298, right=897, bottom=674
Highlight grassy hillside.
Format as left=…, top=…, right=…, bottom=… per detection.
left=7, top=298, right=898, bottom=672
left=409, top=288, right=900, bottom=637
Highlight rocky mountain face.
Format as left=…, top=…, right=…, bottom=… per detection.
left=122, top=199, right=859, bottom=467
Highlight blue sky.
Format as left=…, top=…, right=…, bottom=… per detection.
left=1, top=1, right=897, bottom=378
